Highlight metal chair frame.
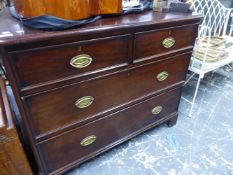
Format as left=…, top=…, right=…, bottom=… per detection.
left=182, top=0, right=233, bottom=117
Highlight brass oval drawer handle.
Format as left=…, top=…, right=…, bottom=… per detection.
left=157, top=71, right=169, bottom=82
left=70, top=54, right=92, bottom=69
left=80, top=135, right=97, bottom=147
left=152, top=106, right=163, bottom=115
left=162, top=37, right=176, bottom=49
left=75, top=96, right=94, bottom=109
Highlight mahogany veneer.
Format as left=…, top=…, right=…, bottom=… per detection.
left=134, top=24, right=197, bottom=60
left=9, top=35, right=130, bottom=88
left=39, top=88, right=181, bottom=174
left=26, top=53, right=190, bottom=139
left=0, top=9, right=202, bottom=175
left=13, top=0, right=122, bottom=20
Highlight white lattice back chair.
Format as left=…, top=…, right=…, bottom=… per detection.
left=183, top=0, right=233, bottom=117
left=192, top=0, right=232, bottom=37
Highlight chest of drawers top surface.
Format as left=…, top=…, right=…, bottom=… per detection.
left=0, top=9, right=201, bottom=47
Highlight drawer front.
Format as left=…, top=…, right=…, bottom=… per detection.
left=9, top=35, right=129, bottom=88
left=25, top=53, right=190, bottom=138
left=38, top=88, right=181, bottom=174
left=134, top=25, right=198, bottom=60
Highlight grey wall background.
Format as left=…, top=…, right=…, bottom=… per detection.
left=219, top=0, right=233, bottom=31
left=219, top=0, right=233, bottom=8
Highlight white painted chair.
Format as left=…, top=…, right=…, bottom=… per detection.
left=182, top=0, right=233, bottom=117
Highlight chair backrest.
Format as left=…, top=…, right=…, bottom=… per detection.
left=191, top=0, right=232, bottom=37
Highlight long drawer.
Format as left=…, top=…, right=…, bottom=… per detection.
left=9, top=35, right=130, bottom=88
left=24, top=52, right=191, bottom=139
left=37, top=88, right=181, bottom=175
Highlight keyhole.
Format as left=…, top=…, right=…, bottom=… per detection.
left=77, top=46, right=82, bottom=52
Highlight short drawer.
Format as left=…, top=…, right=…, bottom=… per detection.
left=24, top=52, right=190, bottom=138
left=134, top=25, right=198, bottom=60
left=9, top=35, right=130, bottom=88
left=38, top=88, right=181, bottom=174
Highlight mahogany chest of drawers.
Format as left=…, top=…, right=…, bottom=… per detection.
left=0, top=9, right=202, bottom=175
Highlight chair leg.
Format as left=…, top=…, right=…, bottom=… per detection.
left=188, top=74, right=203, bottom=118
left=184, top=72, right=196, bottom=86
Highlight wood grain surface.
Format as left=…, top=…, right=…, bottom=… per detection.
left=13, top=0, right=122, bottom=20
left=0, top=77, right=33, bottom=175
left=38, top=88, right=181, bottom=174
left=25, top=53, right=190, bottom=139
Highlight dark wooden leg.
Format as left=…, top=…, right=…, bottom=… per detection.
left=166, top=114, right=178, bottom=127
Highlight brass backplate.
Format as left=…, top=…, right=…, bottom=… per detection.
left=75, top=96, right=94, bottom=109
left=157, top=71, right=169, bottom=82
left=80, top=135, right=97, bottom=147
left=162, top=37, right=176, bottom=48
left=152, top=106, right=163, bottom=115
left=70, top=54, right=92, bottom=69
